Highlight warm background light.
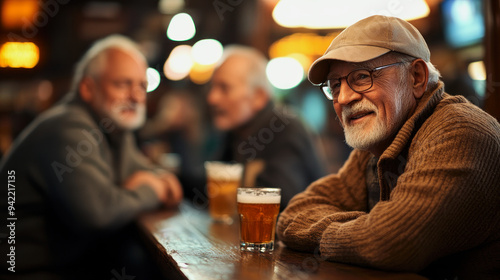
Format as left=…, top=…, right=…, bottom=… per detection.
left=158, top=0, right=185, bottom=14
left=163, top=39, right=222, bottom=84
left=266, top=57, right=304, bottom=90
left=164, top=45, right=193, bottom=81
left=273, top=0, right=430, bottom=29
left=269, top=33, right=339, bottom=72
left=166, top=13, right=196, bottom=41
left=269, top=33, right=338, bottom=59
left=191, top=39, right=223, bottom=66
left=189, top=63, right=216, bottom=85
left=286, top=53, right=312, bottom=72
left=0, top=42, right=40, bottom=68
left=468, top=61, right=486, bottom=81
left=1, top=0, right=39, bottom=29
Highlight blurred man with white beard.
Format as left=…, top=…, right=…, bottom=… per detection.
left=0, top=35, right=182, bottom=279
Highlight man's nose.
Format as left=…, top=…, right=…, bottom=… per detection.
left=130, top=84, right=146, bottom=103
left=335, top=81, right=362, bottom=105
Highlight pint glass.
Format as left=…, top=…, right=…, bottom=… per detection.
left=237, top=188, right=281, bottom=252
left=205, top=161, right=243, bottom=224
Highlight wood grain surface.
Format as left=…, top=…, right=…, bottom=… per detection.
left=137, top=201, right=428, bottom=280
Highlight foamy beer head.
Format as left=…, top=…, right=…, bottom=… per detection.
left=237, top=188, right=281, bottom=204
left=205, top=161, right=243, bottom=182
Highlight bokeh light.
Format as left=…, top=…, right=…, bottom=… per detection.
left=286, top=53, right=312, bottom=72
left=1, top=0, right=38, bottom=29
left=191, top=39, right=223, bottom=65
left=166, top=13, right=196, bottom=41
left=266, top=57, right=304, bottom=90
left=301, top=89, right=327, bottom=133
left=158, top=0, right=185, bottom=14
left=146, top=68, right=161, bottom=92
left=468, top=61, right=485, bottom=81
left=189, top=62, right=215, bottom=85
left=0, top=42, right=39, bottom=68
left=273, top=0, right=429, bottom=29
left=164, top=45, right=193, bottom=81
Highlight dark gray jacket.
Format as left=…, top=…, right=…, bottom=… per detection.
left=0, top=94, right=159, bottom=276
left=220, top=102, right=326, bottom=209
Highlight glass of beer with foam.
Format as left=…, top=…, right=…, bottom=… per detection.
left=237, top=188, right=281, bottom=252
left=205, top=161, right=243, bottom=224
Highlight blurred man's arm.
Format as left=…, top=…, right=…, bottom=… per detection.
left=40, top=124, right=163, bottom=235
left=121, top=131, right=184, bottom=207
left=124, top=170, right=183, bottom=208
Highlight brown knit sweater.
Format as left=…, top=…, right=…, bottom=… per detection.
left=277, top=82, right=500, bottom=279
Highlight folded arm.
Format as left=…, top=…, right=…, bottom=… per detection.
left=277, top=150, right=370, bottom=251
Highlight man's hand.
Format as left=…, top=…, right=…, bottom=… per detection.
left=158, top=172, right=183, bottom=208
left=124, top=171, right=183, bottom=208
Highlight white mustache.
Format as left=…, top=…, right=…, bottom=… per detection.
left=341, top=102, right=378, bottom=124
left=114, top=103, right=140, bottom=112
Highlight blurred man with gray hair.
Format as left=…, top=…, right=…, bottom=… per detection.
left=0, top=35, right=182, bottom=279
left=204, top=45, right=325, bottom=209
left=278, top=15, right=500, bottom=279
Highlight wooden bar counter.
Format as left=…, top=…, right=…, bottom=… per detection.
left=137, top=201, right=428, bottom=280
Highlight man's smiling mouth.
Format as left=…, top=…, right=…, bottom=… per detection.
left=348, top=111, right=375, bottom=122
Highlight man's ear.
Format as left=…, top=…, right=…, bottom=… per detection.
left=410, top=59, right=429, bottom=99
left=79, top=77, right=95, bottom=103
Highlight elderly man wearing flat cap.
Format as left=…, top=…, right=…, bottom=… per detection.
left=277, top=15, right=500, bottom=279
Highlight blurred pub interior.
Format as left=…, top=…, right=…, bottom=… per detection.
left=0, top=0, right=498, bottom=173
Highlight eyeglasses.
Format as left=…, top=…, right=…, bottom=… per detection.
left=319, top=62, right=405, bottom=101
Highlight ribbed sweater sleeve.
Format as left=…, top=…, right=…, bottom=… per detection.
left=277, top=149, right=371, bottom=251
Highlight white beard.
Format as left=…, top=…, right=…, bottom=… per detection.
left=342, top=83, right=410, bottom=151
left=342, top=101, right=386, bottom=150
left=108, top=102, right=146, bottom=131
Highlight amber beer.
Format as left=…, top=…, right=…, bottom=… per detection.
left=237, top=188, right=281, bottom=252
left=205, top=162, right=243, bottom=224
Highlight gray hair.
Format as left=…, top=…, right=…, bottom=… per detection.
left=424, top=61, right=441, bottom=90
left=69, top=34, right=147, bottom=95
left=217, top=45, right=273, bottom=96
left=386, top=52, right=441, bottom=91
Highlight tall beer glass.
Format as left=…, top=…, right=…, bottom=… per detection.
left=205, top=161, right=243, bottom=224
left=237, top=188, right=281, bottom=252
